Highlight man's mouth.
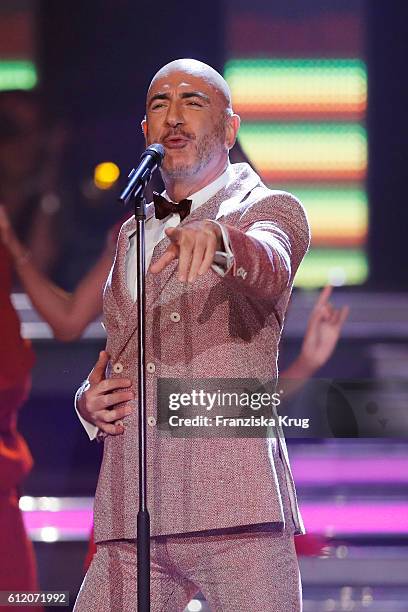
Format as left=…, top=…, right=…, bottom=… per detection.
left=163, top=136, right=190, bottom=149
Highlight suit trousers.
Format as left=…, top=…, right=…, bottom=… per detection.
left=74, top=529, right=301, bottom=612
left=74, top=446, right=302, bottom=611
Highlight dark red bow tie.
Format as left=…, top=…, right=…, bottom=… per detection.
left=153, top=191, right=192, bottom=221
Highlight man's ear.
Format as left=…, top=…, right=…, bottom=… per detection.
left=226, top=113, right=241, bottom=150
left=141, top=117, right=148, bottom=142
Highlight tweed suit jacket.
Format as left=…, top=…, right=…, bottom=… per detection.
left=92, top=162, right=310, bottom=543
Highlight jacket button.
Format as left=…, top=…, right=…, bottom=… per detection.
left=113, top=362, right=124, bottom=374
left=170, top=312, right=181, bottom=322
left=236, top=266, right=247, bottom=279
left=147, top=416, right=156, bottom=427
left=147, top=362, right=156, bottom=373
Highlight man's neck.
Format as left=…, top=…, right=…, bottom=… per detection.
left=163, top=159, right=229, bottom=203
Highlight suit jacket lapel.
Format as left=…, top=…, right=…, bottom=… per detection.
left=108, top=202, right=155, bottom=351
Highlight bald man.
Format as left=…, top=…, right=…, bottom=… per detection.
left=74, top=59, right=310, bottom=611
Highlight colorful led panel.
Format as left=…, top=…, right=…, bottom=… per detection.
left=225, top=58, right=367, bottom=120
left=277, top=186, right=368, bottom=248
left=295, top=248, right=368, bottom=288
left=0, top=60, right=37, bottom=91
left=239, top=123, right=367, bottom=182
left=225, top=57, right=368, bottom=287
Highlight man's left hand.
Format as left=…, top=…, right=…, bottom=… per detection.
left=149, top=220, right=222, bottom=283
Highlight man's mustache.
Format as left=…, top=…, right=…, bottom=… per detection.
left=162, top=129, right=195, bottom=141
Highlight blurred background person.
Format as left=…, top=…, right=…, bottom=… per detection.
left=0, top=90, right=65, bottom=274
left=0, top=234, right=42, bottom=611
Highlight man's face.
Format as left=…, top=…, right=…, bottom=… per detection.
left=142, top=70, right=232, bottom=180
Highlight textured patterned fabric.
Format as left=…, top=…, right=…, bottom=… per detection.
left=75, top=531, right=301, bottom=612
left=93, top=162, right=310, bottom=542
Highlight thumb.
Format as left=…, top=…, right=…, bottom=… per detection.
left=88, top=350, right=110, bottom=384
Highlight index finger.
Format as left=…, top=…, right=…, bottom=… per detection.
left=314, top=285, right=333, bottom=309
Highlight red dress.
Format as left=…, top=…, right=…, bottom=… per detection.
left=0, top=244, right=42, bottom=611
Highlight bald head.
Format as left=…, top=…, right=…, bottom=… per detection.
left=142, top=58, right=240, bottom=195
left=147, top=59, right=232, bottom=113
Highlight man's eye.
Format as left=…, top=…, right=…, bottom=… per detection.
left=187, top=101, right=202, bottom=107
left=152, top=103, right=166, bottom=110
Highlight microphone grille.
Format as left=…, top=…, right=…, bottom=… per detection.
left=144, top=143, right=165, bottom=165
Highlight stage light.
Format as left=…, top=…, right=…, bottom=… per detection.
left=187, top=600, right=202, bottom=611
left=19, top=496, right=35, bottom=511
left=225, top=58, right=367, bottom=119
left=361, top=587, right=373, bottom=606
left=336, top=545, right=349, bottom=559
left=37, top=496, right=61, bottom=512
left=94, top=162, right=120, bottom=190
left=40, top=527, right=59, bottom=543
left=0, top=61, right=37, bottom=91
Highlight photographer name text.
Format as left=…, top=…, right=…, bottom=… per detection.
left=168, top=415, right=310, bottom=429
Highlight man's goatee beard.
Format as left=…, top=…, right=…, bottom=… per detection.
left=162, top=162, right=203, bottom=180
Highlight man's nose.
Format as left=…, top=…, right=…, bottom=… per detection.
left=165, top=101, right=184, bottom=127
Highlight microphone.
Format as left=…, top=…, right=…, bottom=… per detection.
left=119, top=143, right=165, bottom=205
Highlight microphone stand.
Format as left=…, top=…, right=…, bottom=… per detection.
left=119, top=146, right=164, bottom=612
left=134, top=186, right=150, bottom=611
